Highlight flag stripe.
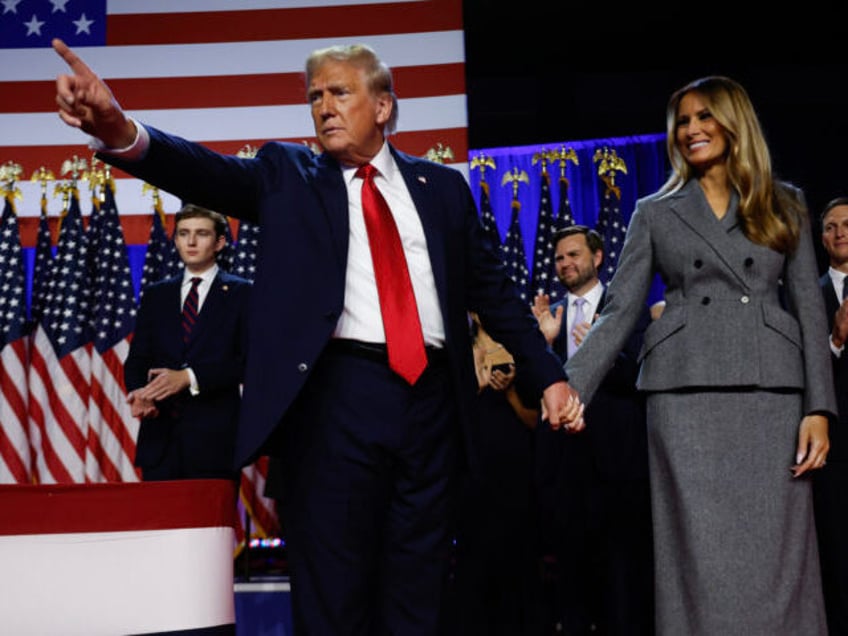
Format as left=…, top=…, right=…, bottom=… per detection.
left=2, top=63, right=465, bottom=115
left=2, top=31, right=465, bottom=83
left=0, top=340, right=31, bottom=483
left=105, top=0, right=462, bottom=46
left=27, top=335, right=76, bottom=484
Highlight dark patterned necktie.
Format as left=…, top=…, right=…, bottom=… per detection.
left=842, top=276, right=848, bottom=301
left=356, top=163, right=427, bottom=385
left=181, top=277, right=202, bottom=345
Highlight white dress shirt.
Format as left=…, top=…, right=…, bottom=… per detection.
left=333, top=142, right=445, bottom=346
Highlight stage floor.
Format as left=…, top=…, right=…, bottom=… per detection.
left=235, top=578, right=293, bottom=636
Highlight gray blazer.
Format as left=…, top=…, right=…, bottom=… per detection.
left=566, top=178, right=836, bottom=418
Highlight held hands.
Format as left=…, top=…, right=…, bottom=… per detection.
left=52, top=38, right=136, bottom=148
left=541, top=381, right=585, bottom=434
left=791, top=414, right=829, bottom=478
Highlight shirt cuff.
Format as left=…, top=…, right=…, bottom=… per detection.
left=830, top=335, right=844, bottom=358
left=87, top=116, right=150, bottom=160
left=186, top=368, right=200, bottom=396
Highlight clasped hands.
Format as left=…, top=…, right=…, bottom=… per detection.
left=126, top=368, right=192, bottom=419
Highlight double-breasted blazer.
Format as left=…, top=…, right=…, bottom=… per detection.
left=125, top=270, right=251, bottom=475
left=106, top=127, right=565, bottom=470
left=566, top=178, right=836, bottom=419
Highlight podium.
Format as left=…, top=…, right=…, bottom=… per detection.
left=0, top=479, right=237, bottom=636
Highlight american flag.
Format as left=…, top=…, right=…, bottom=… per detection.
left=27, top=186, right=91, bottom=483
left=84, top=179, right=139, bottom=482
left=2, top=0, right=469, bottom=224
left=0, top=192, right=32, bottom=484
left=138, top=199, right=181, bottom=296
left=595, top=190, right=627, bottom=284
left=530, top=153, right=556, bottom=300
left=28, top=186, right=54, bottom=329
left=502, top=200, right=531, bottom=304
left=477, top=180, right=502, bottom=253
left=230, top=220, right=261, bottom=281
left=500, top=168, right=531, bottom=304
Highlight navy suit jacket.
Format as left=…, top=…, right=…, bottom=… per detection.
left=820, top=273, right=848, bottom=461
left=124, top=270, right=251, bottom=475
left=106, top=128, right=565, bottom=470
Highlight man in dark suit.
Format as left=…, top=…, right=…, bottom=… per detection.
left=125, top=203, right=251, bottom=482
left=52, top=39, right=583, bottom=635
left=532, top=225, right=653, bottom=636
left=816, top=197, right=848, bottom=635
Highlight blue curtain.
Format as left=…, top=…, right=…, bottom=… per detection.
left=469, top=133, right=669, bottom=305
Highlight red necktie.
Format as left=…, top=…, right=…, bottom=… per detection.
left=356, top=163, right=427, bottom=384
left=181, top=276, right=202, bottom=346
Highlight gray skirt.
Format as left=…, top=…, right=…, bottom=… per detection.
left=648, top=390, right=826, bottom=636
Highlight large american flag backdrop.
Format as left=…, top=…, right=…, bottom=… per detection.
left=0, top=0, right=468, bottom=544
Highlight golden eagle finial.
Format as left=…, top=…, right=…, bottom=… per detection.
left=425, top=143, right=455, bottom=164
left=592, top=147, right=628, bottom=200
left=501, top=166, right=530, bottom=199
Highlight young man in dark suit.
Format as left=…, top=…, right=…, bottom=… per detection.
left=125, top=203, right=251, bottom=482
left=533, top=225, right=654, bottom=636
left=815, top=197, right=848, bottom=635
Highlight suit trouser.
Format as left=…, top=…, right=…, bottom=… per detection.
left=278, top=344, right=459, bottom=636
left=814, top=460, right=848, bottom=636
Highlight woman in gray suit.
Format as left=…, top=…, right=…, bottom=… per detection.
left=565, top=76, right=836, bottom=635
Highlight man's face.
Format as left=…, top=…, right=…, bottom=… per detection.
left=554, top=233, right=602, bottom=295
left=308, top=59, right=391, bottom=165
left=822, top=204, right=848, bottom=269
left=174, top=217, right=224, bottom=274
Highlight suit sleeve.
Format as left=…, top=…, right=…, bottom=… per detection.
left=123, top=290, right=157, bottom=393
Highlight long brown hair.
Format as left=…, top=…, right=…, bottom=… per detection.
left=659, top=76, right=802, bottom=254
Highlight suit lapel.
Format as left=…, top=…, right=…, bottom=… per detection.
left=668, top=180, right=750, bottom=287
left=308, top=153, right=349, bottom=269
left=391, top=146, right=448, bottom=308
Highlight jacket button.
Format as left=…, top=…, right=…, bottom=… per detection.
left=701, top=297, right=710, bottom=305
left=297, top=363, right=308, bottom=372
left=744, top=257, right=754, bottom=267
left=694, top=259, right=703, bottom=268
left=740, top=296, right=750, bottom=304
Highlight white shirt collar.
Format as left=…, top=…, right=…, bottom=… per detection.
left=182, top=264, right=219, bottom=287
left=342, top=142, right=394, bottom=186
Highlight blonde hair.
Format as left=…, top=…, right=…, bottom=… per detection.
left=659, top=76, right=801, bottom=253
left=305, top=43, right=399, bottom=134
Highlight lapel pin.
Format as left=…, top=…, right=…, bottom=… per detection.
left=417, top=176, right=427, bottom=184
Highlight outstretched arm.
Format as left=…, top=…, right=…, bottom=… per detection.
left=52, top=38, right=136, bottom=147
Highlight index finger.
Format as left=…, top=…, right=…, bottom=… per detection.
left=52, top=38, right=95, bottom=78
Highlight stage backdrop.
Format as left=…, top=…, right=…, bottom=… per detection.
left=0, top=0, right=467, bottom=552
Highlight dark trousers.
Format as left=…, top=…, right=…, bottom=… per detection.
left=814, top=460, right=848, bottom=636
left=278, top=345, right=460, bottom=635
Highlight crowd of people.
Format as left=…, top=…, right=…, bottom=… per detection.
left=50, top=35, right=846, bottom=636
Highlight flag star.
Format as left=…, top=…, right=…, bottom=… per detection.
left=25, top=14, right=45, bottom=35
left=73, top=12, right=94, bottom=33
left=50, top=0, right=69, bottom=12
left=2, top=0, right=21, bottom=14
